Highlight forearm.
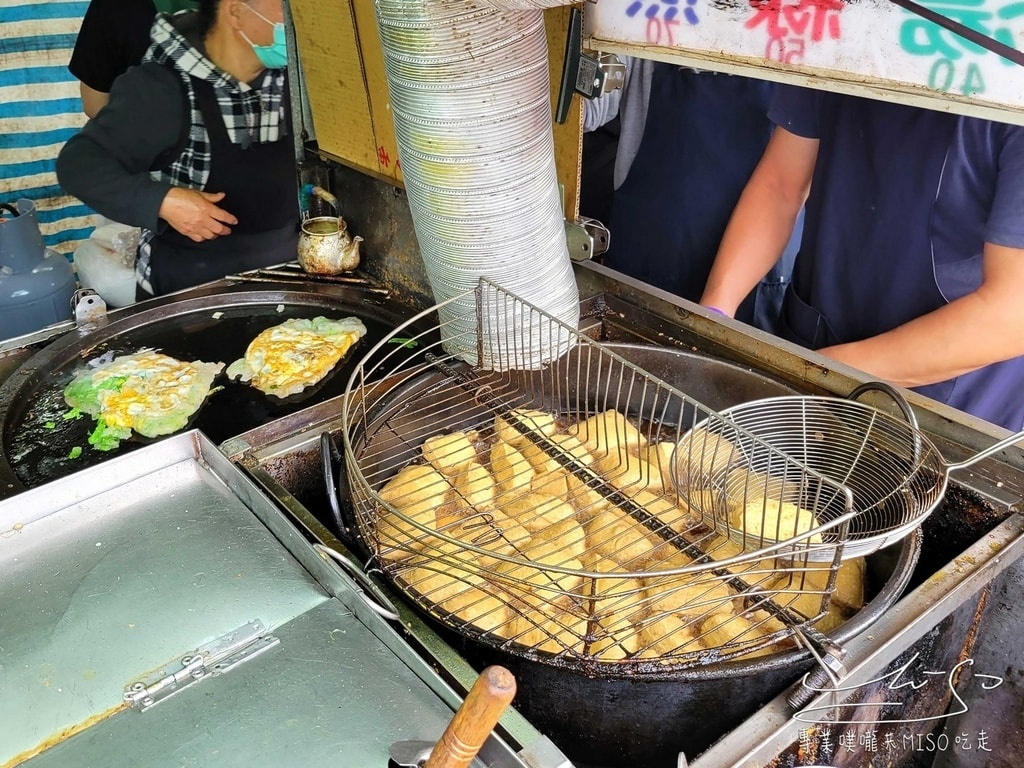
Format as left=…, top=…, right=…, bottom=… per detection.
left=821, top=243, right=1024, bottom=387
left=80, top=84, right=109, bottom=119
left=701, top=181, right=803, bottom=314
left=701, top=127, right=815, bottom=316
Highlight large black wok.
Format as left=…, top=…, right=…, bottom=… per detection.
left=333, top=342, right=923, bottom=767
left=0, top=288, right=428, bottom=492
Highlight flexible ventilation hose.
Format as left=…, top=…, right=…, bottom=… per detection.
left=373, top=0, right=580, bottom=367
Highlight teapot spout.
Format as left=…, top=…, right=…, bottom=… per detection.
left=339, top=235, right=363, bottom=272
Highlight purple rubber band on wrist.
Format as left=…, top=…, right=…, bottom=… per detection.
left=704, top=306, right=728, bottom=317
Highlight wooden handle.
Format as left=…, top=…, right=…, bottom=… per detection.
left=423, top=666, right=517, bottom=768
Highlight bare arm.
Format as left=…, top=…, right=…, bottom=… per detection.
left=819, top=242, right=1024, bottom=387
left=80, top=83, right=109, bottom=119
left=700, top=126, right=817, bottom=316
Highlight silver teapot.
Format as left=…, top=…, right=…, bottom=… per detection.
left=297, top=215, right=363, bottom=275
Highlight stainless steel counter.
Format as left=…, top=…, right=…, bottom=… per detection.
left=0, top=431, right=563, bottom=768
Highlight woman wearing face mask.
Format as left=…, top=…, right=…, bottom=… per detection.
left=57, top=0, right=297, bottom=298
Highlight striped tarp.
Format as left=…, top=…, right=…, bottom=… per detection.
left=1, top=0, right=97, bottom=256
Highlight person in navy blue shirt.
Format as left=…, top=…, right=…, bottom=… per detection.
left=701, top=86, right=1024, bottom=431
left=585, top=59, right=801, bottom=335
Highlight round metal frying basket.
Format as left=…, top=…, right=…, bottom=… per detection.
left=339, top=282, right=865, bottom=670
left=680, top=383, right=1024, bottom=560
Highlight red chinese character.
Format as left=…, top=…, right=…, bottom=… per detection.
left=746, top=0, right=843, bottom=42
left=746, top=0, right=788, bottom=39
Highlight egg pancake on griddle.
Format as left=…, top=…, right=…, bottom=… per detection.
left=226, top=316, right=367, bottom=398
left=63, top=350, right=225, bottom=450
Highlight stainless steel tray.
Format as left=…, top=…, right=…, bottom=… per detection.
left=0, top=431, right=536, bottom=768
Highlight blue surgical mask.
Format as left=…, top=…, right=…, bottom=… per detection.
left=241, top=4, right=287, bottom=69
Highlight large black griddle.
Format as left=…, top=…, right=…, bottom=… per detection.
left=0, top=289, right=427, bottom=491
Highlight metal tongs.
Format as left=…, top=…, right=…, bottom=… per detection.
left=390, top=666, right=518, bottom=768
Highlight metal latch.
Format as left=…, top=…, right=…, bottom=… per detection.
left=123, top=620, right=279, bottom=712
left=564, top=217, right=611, bottom=262
left=555, top=7, right=625, bottom=123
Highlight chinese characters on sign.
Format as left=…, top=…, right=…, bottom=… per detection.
left=898, top=0, right=1024, bottom=94
left=745, top=0, right=845, bottom=63
left=593, top=0, right=1024, bottom=108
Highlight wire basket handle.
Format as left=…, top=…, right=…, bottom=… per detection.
left=848, top=381, right=1024, bottom=475
left=945, top=427, right=1024, bottom=472
left=847, top=381, right=920, bottom=431
left=847, top=381, right=924, bottom=467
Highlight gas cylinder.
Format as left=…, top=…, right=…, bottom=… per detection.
left=0, top=198, right=78, bottom=341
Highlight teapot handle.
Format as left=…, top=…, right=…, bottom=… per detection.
left=0, top=203, right=20, bottom=218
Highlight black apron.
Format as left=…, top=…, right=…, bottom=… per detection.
left=148, top=76, right=298, bottom=296
left=606, top=66, right=799, bottom=332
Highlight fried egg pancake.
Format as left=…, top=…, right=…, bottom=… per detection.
left=63, top=350, right=224, bottom=450
left=226, top=316, right=367, bottom=398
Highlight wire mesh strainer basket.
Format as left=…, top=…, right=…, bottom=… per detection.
left=680, top=381, right=1024, bottom=560
left=340, top=280, right=862, bottom=669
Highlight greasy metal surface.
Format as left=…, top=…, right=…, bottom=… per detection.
left=1, top=431, right=537, bottom=768
left=327, top=163, right=435, bottom=311
left=756, top=598, right=987, bottom=768
left=0, top=287, right=427, bottom=494
left=688, top=509, right=1024, bottom=767
left=933, top=559, right=1024, bottom=768
left=18, top=602, right=469, bottom=768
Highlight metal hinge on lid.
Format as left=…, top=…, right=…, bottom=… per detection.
left=123, top=619, right=279, bottom=712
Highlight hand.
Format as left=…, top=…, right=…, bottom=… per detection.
left=158, top=187, right=237, bottom=242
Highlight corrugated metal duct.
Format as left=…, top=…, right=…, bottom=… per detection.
left=373, top=0, right=579, bottom=366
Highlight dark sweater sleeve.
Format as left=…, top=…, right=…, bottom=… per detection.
left=57, top=62, right=183, bottom=231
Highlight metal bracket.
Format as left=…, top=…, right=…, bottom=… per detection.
left=72, top=288, right=108, bottom=330
left=564, top=217, right=610, bottom=262
left=555, top=7, right=625, bottom=124
left=784, top=642, right=848, bottom=710
left=123, top=620, right=279, bottom=712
